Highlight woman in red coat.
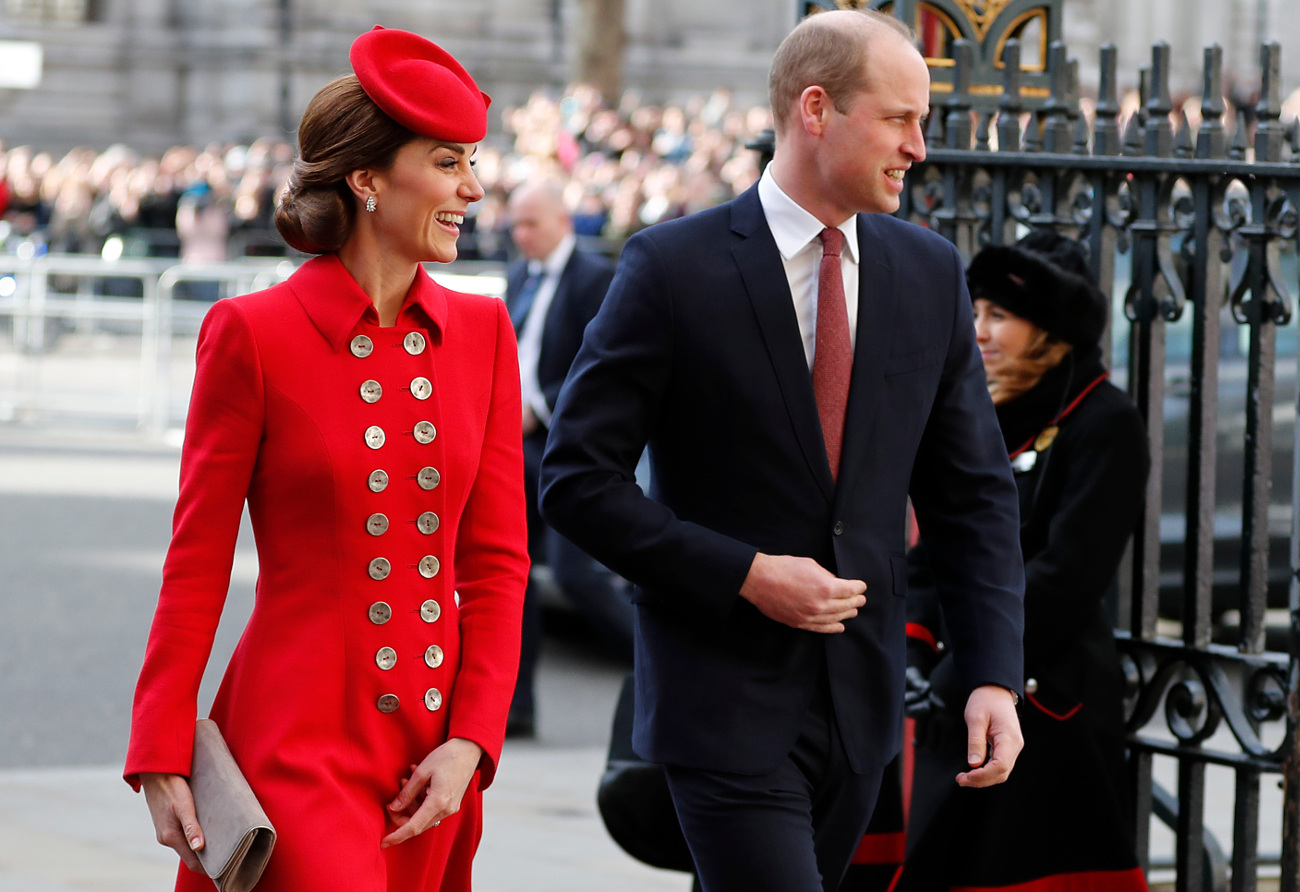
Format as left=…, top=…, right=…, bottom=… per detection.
left=126, top=27, right=529, bottom=891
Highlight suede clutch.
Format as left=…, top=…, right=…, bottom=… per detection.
left=189, top=719, right=276, bottom=892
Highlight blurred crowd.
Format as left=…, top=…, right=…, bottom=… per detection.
left=0, top=84, right=772, bottom=265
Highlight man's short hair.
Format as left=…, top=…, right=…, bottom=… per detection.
left=768, top=9, right=916, bottom=135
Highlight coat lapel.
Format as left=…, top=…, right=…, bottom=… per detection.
left=834, top=214, right=899, bottom=504
left=729, top=188, right=835, bottom=502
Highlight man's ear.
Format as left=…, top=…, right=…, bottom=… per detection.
left=798, top=85, right=833, bottom=136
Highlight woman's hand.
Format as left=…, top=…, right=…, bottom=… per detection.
left=381, top=737, right=483, bottom=848
left=140, top=772, right=206, bottom=873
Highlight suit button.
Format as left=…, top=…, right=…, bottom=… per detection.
left=375, top=647, right=397, bottom=670
left=424, top=645, right=444, bottom=668
left=366, top=513, right=389, bottom=536
left=364, top=425, right=386, bottom=450
left=424, top=688, right=443, bottom=711
left=410, top=377, right=432, bottom=400
left=376, top=694, right=399, bottom=713
left=413, top=421, right=436, bottom=444
left=418, top=555, right=441, bottom=578
left=368, top=469, right=389, bottom=492
left=417, top=512, right=440, bottom=535
left=420, top=599, right=441, bottom=622
left=1025, top=678, right=1039, bottom=695
left=368, top=601, right=392, bottom=624
left=404, top=332, right=427, bottom=355
left=453, top=590, right=460, bottom=608
left=359, top=379, right=382, bottom=403
left=832, top=521, right=845, bottom=536
left=417, top=467, right=441, bottom=490
left=368, top=558, right=391, bottom=580
left=350, top=335, right=374, bottom=358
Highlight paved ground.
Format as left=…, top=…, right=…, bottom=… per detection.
left=0, top=424, right=691, bottom=891
left=0, top=421, right=1287, bottom=890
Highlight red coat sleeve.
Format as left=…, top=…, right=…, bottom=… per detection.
left=124, top=299, right=266, bottom=789
left=446, top=297, right=530, bottom=788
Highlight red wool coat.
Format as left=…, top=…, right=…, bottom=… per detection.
left=126, top=254, right=529, bottom=891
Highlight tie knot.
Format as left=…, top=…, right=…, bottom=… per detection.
left=819, top=227, right=844, bottom=258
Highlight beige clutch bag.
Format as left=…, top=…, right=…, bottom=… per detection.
left=188, top=719, right=276, bottom=892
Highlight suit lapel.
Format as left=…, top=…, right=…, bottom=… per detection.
left=730, top=189, right=835, bottom=502
left=835, top=214, right=899, bottom=503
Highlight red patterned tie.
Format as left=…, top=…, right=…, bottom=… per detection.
left=813, top=227, right=852, bottom=483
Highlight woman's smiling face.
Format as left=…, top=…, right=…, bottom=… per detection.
left=973, top=297, right=1040, bottom=376
left=370, top=137, right=484, bottom=264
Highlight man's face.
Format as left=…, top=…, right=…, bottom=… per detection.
left=509, top=190, right=568, bottom=262
left=818, top=36, right=930, bottom=217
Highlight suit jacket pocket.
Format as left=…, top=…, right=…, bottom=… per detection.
left=884, top=347, right=943, bottom=377
left=890, top=553, right=908, bottom=598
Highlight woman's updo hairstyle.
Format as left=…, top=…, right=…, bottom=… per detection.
left=275, top=75, right=416, bottom=254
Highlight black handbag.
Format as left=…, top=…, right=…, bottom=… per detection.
left=596, top=673, right=696, bottom=874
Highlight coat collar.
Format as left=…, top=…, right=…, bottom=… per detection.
left=287, top=253, right=448, bottom=351
left=730, top=184, right=835, bottom=501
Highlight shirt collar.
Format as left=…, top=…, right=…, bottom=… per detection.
left=288, top=254, right=448, bottom=352
left=532, top=232, right=576, bottom=279
left=757, top=165, right=860, bottom=264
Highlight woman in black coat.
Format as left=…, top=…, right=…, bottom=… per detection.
left=894, top=230, right=1150, bottom=891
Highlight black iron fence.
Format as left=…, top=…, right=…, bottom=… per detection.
left=886, top=30, right=1300, bottom=892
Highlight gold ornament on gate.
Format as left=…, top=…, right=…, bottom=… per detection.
left=955, top=0, right=1012, bottom=41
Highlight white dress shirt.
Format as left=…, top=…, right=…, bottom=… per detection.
left=517, top=232, right=576, bottom=426
left=756, top=166, right=860, bottom=369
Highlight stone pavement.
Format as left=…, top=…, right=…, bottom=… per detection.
left=0, top=746, right=693, bottom=892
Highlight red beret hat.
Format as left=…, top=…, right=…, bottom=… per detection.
left=350, top=26, right=491, bottom=143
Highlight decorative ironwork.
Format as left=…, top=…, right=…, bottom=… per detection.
left=802, top=0, right=1064, bottom=108
left=891, top=33, right=1300, bottom=892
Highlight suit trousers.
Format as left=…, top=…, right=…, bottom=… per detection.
left=663, top=663, right=885, bottom=892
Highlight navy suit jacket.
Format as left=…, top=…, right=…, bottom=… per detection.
left=539, top=185, right=1024, bottom=776
left=506, top=245, right=616, bottom=419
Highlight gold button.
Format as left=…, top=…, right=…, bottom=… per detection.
left=366, top=513, right=389, bottom=536
left=424, top=688, right=443, bottom=711
left=417, top=512, right=440, bottom=535
left=410, top=377, right=432, bottom=400
left=418, top=555, right=440, bottom=578
left=403, top=332, right=427, bottom=355
left=350, top=335, right=374, bottom=358
left=417, top=467, right=440, bottom=490
left=424, top=645, right=444, bottom=668
left=413, top=421, right=436, bottom=445
left=420, top=599, right=441, bottom=623
left=368, top=558, right=391, bottom=580
left=359, top=379, right=382, bottom=403
left=376, top=646, right=397, bottom=670
left=376, top=694, right=399, bottom=713
left=453, top=590, right=460, bottom=608
left=368, top=601, right=392, bottom=624
left=368, top=469, right=389, bottom=492
left=365, top=426, right=386, bottom=450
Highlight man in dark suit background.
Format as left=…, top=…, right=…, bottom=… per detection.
left=540, top=10, right=1026, bottom=891
left=504, top=178, right=631, bottom=738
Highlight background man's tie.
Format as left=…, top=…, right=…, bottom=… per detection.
left=813, top=227, right=852, bottom=483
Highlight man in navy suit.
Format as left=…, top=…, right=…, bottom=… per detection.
left=541, top=10, right=1025, bottom=890
left=504, top=178, right=631, bottom=738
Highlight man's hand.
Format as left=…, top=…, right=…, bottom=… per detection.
left=522, top=404, right=540, bottom=436
left=956, top=684, right=1023, bottom=788
left=738, top=552, right=867, bottom=633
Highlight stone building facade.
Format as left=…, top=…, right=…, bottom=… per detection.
left=0, top=0, right=1297, bottom=154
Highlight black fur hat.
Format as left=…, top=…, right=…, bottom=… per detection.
left=966, top=230, right=1109, bottom=350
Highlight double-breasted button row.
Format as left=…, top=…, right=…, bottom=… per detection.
left=373, top=688, right=443, bottom=714
left=364, top=512, right=438, bottom=536
left=368, top=599, right=441, bottom=624
left=359, top=377, right=432, bottom=404
left=352, top=332, right=426, bottom=358
left=368, top=468, right=441, bottom=492
left=367, top=556, right=441, bottom=579
left=370, top=645, right=443, bottom=670
left=364, top=423, right=437, bottom=449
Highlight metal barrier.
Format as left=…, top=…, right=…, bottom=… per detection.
left=0, top=255, right=506, bottom=433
